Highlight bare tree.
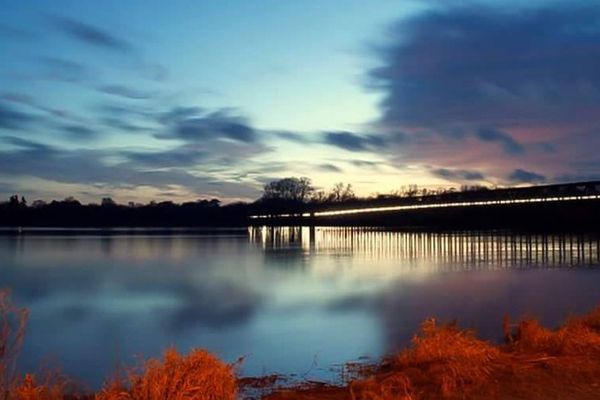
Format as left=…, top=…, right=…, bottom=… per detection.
left=329, top=182, right=355, bottom=202
left=262, top=177, right=314, bottom=202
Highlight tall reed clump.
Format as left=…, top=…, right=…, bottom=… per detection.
left=350, top=319, right=500, bottom=399
left=96, top=347, right=236, bottom=400
left=0, top=289, right=29, bottom=399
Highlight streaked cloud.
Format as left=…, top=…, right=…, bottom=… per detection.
left=508, top=169, right=546, bottom=184
left=323, top=131, right=386, bottom=152
left=431, top=168, right=485, bottom=182
left=52, top=16, right=133, bottom=52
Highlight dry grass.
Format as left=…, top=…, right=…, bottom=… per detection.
left=579, top=305, right=600, bottom=332
left=1, top=289, right=29, bottom=398
left=12, top=373, right=68, bottom=400
left=268, top=307, right=600, bottom=400
left=96, top=347, right=236, bottom=400
left=512, top=309, right=600, bottom=356
left=5, top=283, right=600, bottom=400
left=348, top=319, right=500, bottom=399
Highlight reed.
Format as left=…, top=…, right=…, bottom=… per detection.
left=96, top=347, right=236, bottom=400
left=0, top=289, right=29, bottom=399
left=348, top=319, right=499, bottom=399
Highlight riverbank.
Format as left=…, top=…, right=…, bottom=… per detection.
left=3, top=289, right=600, bottom=399
left=262, top=311, right=600, bottom=399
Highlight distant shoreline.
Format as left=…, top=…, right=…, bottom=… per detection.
left=0, top=226, right=249, bottom=236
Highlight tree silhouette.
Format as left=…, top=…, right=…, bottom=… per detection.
left=329, top=183, right=355, bottom=202
left=262, top=177, right=314, bottom=202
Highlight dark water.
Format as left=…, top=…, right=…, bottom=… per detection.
left=1, top=227, right=600, bottom=388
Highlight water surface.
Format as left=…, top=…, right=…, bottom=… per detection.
left=1, top=227, right=600, bottom=388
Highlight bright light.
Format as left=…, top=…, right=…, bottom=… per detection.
left=249, top=194, right=600, bottom=219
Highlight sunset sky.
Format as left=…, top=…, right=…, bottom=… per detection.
left=1, top=0, right=599, bottom=203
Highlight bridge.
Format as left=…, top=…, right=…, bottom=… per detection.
left=249, top=180, right=600, bottom=230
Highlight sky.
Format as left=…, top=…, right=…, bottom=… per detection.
left=1, top=0, right=600, bottom=203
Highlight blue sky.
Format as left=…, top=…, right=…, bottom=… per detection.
left=1, top=0, right=600, bottom=203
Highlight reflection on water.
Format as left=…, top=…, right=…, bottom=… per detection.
left=1, top=228, right=600, bottom=388
left=251, top=227, right=600, bottom=269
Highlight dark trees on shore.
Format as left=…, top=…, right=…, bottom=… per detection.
left=262, top=177, right=314, bottom=202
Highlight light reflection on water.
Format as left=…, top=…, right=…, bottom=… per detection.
left=1, top=227, right=600, bottom=388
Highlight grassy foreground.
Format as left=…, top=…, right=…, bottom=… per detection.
left=3, top=289, right=600, bottom=399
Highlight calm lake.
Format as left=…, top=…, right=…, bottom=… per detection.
left=1, top=227, right=600, bottom=388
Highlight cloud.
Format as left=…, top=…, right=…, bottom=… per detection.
left=508, top=169, right=546, bottom=184
left=2, top=136, right=55, bottom=153
left=432, top=168, right=485, bottom=181
left=0, top=136, right=261, bottom=199
left=475, top=127, right=524, bottom=155
left=0, top=101, right=36, bottom=129
left=318, top=163, right=343, bottom=173
left=371, top=4, right=600, bottom=129
left=100, top=117, right=152, bottom=133
left=323, top=131, right=386, bottom=152
left=98, top=85, right=153, bottom=100
left=349, top=160, right=381, bottom=169
left=122, top=146, right=206, bottom=168
left=61, top=125, right=97, bottom=140
left=53, top=16, right=132, bottom=52
left=276, top=131, right=312, bottom=144
left=1, top=93, right=78, bottom=121
left=157, top=108, right=258, bottom=143
left=364, top=3, right=600, bottom=182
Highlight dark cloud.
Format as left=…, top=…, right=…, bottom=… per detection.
left=2, top=136, right=55, bottom=153
left=96, top=103, right=155, bottom=119
left=318, top=163, right=343, bottom=173
left=157, top=108, right=258, bottom=143
left=276, top=131, right=312, bottom=144
left=0, top=101, right=36, bottom=129
left=349, top=160, right=380, bottom=169
left=98, top=85, right=153, bottom=100
left=475, top=127, right=524, bottom=155
left=508, top=169, right=546, bottom=184
left=61, top=125, right=97, bottom=140
left=554, top=172, right=600, bottom=183
left=1, top=93, right=83, bottom=122
left=432, top=168, right=485, bottom=181
left=100, top=117, right=151, bottom=133
left=323, top=131, right=386, bottom=152
left=366, top=3, right=600, bottom=183
left=0, top=137, right=260, bottom=199
left=157, top=107, right=203, bottom=125
left=122, top=147, right=206, bottom=168
left=53, top=16, right=132, bottom=52
left=372, top=4, right=600, bottom=129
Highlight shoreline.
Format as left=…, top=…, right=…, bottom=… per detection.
left=4, top=291, right=600, bottom=399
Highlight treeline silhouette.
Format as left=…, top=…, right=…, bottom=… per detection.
left=1, top=177, right=600, bottom=228
left=0, top=195, right=249, bottom=227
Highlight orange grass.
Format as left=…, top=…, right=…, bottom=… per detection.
left=96, top=347, right=237, bottom=400
left=12, top=373, right=68, bottom=400
left=1, top=289, right=29, bottom=399
left=4, top=285, right=600, bottom=400
left=268, top=309, right=600, bottom=400
left=348, top=319, right=500, bottom=399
